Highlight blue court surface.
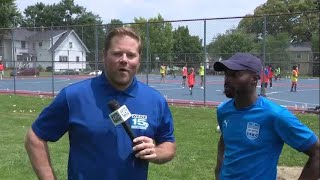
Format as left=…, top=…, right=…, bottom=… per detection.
left=0, top=74, right=319, bottom=109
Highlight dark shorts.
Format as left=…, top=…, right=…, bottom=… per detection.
left=261, top=83, right=268, bottom=88
left=183, top=76, right=186, bottom=79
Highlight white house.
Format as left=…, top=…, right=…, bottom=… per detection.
left=0, top=28, right=89, bottom=71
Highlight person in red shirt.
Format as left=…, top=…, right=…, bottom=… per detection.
left=267, top=65, right=274, bottom=88
left=187, top=67, right=195, bottom=95
left=0, top=61, right=5, bottom=80
left=181, top=64, right=188, bottom=88
left=260, top=66, right=269, bottom=97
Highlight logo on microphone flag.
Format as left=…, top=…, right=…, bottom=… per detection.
left=109, top=105, right=132, bottom=125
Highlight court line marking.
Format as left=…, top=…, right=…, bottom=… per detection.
left=266, top=89, right=319, bottom=106
left=6, top=78, right=72, bottom=84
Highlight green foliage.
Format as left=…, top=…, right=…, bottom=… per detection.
left=0, top=95, right=318, bottom=179
left=0, top=0, right=21, bottom=28
left=36, top=64, right=44, bottom=72
left=207, top=29, right=256, bottom=60
left=46, top=66, right=53, bottom=72
left=21, top=0, right=104, bottom=63
left=261, top=32, right=291, bottom=66
left=238, top=0, right=319, bottom=43
left=172, top=26, right=203, bottom=64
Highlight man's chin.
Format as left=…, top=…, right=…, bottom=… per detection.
left=224, top=91, right=234, bottom=98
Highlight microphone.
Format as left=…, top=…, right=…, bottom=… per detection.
left=108, top=100, right=136, bottom=141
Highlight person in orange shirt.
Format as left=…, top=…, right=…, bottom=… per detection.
left=181, top=64, right=188, bottom=88
left=290, top=65, right=299, bottom=92
left=0, top=61, right=5, bottom=80
left=260, top=66, right=269, bottom=97
left=187, top=67, right=195, bottom=95
left=267, top=65, right=273, bottom=88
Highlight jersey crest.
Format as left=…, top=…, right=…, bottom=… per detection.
left=246, top=122, right=260, bottom=140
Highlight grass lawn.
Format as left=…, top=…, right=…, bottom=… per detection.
left=0, top=94, right=318, bottom=180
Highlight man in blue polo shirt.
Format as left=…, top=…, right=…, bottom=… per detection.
left=25, top=27, right=176, bottom=179
left=213, top=53, right=319, bottom=180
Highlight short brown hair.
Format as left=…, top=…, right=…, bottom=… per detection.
left=104, top=27, right=142, bottom=55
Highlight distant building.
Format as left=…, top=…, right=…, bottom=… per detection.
left=0, top=28, right=89, bottom=71
left=286, top=42, right=313, bottom=75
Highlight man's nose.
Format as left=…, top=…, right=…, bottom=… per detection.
left=120, top=53, right=128, bottom=63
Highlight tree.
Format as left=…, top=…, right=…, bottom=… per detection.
left=21, top=0, right=104, bottom=67
left=131, top=14, right=174, bottom=70
left=148, top=15, right=174, bottom=64
left=172, top=26, right=203, bottom=65
left=263, top=32, right=291, bottom=66
left=23, top=0, right=84, bottom=27
left=0, top=0, right=21, bottom=28
left=73, top=11, right=104, bottom=68
left=207, top=29, right=256, bottom=60
left=238, top=0, right=319, bottom=43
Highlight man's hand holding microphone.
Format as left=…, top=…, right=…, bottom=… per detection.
left=108, top=100, right=157, bottom=162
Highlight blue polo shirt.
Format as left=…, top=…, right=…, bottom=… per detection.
left=217, top=96, right=318, bottom=180
left=32, top=73, right=175, bottom=180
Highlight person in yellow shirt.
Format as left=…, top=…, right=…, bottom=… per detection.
left=290, top=65, right=298, bottom=92
left=160, top=64, right=166, bottom=83
left=199, top=63, right=205, bottom=89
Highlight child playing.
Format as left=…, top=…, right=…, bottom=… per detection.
left=290, top=65, right=299, bottom=92
left=187, top=67, right=195, bottom=95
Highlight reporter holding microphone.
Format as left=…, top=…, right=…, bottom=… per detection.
left=25, top=27, right=176, bottom=180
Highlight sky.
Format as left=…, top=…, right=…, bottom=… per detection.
left=15, top=0, right=267, bottom=24
left=15, top=0, right=268, bottom=43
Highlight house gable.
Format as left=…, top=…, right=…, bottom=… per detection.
left=49, top=30, right=89, bottom=53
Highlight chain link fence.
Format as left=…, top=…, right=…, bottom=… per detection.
left=0, top=11, right=319, bottom=104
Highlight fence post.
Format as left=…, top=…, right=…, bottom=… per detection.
left=12, top=26, right=16, bottom=95
left=203, top=20, right=207, bottom=105
left=51, top=26, right=55, bottom=97
left=146, top=21, right=150, bottom=85
left=95, top=23, right=99, bottom=72
left=260, top=15, right=267, bottom=96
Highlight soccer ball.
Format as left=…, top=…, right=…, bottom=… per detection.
left=216, top=125, right=220, bottom=132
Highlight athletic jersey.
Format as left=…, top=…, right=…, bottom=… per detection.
left=160, top=65, right=166, bottom=74
left=274, top=68, right=280, bottom=76
left=291, top=69, right=298, bottom=82
left=32, top=73, right=175, bottom=180
left=260, top=69, right=269, bottom=83
left=199, top=65, right=204, bottom=76
left=217, top=96, right=318, bottom=180
left=187, top=72, right=195, bottom=86
left=267, top=66, right=273, bottom=78
left=182, top=67, right=188, bottom=77
left=0, top=64, right=4, bottom=71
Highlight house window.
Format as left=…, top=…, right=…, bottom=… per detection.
left=296, top=53, right=301, bottom=59
left=59, top=56, right=68, bottom=62
left=39, top=42, right=42, bottom=47
left=21, top=41, right=26, bottom=48
left=69, top=42, right=73, bottom=48
left=76, top=56, right=80, bottom=62
left=17, top=55, right=23, bottom=61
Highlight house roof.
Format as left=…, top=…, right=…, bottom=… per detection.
left=48, top=29, right=90, bottom=53
left=2, top=28, right=89, bottom=53
left=3, top=29, right=37, bottom=41
left=287, top=42, right=312, bottom=52
left=27, top=30, right=66, bottom=41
